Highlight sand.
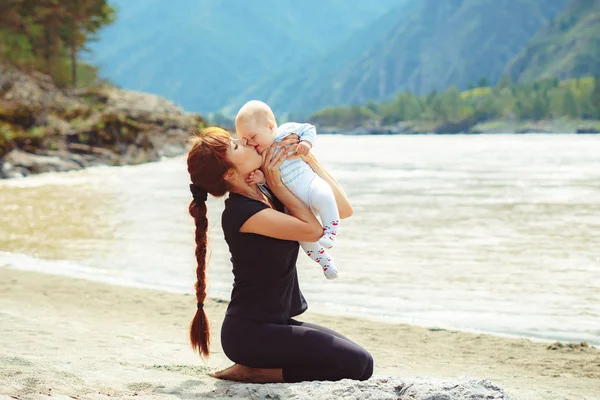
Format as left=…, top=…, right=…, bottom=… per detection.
left=0, top=268, right=598, bottom=400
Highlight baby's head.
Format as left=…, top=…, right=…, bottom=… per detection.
left=235, top=100, right=277, bottom=153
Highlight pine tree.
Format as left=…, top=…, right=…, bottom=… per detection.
left=60, top=0, right=115, bottom=86
left=0, top=0, right=115, bottom=85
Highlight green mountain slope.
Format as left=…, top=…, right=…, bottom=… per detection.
left=505, top=0, right=600, bottom=82
left=233, top=0, right=568, bottom=115
left=87, top=0, right=399, bottom=113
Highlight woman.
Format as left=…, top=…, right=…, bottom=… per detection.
left=187, top=127, right=373, bottom=383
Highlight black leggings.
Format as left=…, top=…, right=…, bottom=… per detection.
left=220, top=315, right=374, bottom=383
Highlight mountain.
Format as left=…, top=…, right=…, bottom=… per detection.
left=505, top=0, right=600, bottom=82
left=87, top=0, right=400, bottom=113
left=233, top=0, right=569, bottom=115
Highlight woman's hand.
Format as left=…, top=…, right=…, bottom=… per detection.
left=261, top=141, right=289, bottom=188
left=261, top=133, right=301, bottom=186
left=278, top=133, right=300, bottom=158
left=241, top=133, right=323, bottom=242
left=280, top=133, right=300, bottom=146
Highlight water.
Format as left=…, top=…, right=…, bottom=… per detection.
left=1, top=134, right=599, bottom=345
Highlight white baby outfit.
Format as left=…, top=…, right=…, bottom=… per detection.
left=261, top=122, right=340, bottom=279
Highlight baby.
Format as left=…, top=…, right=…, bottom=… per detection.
left=235, top=100, right=340, bottom=280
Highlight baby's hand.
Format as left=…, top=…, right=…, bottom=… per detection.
left=294, top=140, right=312, bottom=157
left=246, top=169, right=266, bottom=186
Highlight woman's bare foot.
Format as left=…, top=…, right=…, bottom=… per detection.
left=209, top=363, right=284, bottom=383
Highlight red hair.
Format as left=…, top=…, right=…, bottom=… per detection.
left=186, top=127, right=233, bottom=357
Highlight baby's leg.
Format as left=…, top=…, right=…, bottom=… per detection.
left=308, top=177, right=340, bottom=249
left=299, top=241, right=338, bottom=280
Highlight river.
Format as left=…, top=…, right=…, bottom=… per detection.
left=1, top=134, right=598, bottom=345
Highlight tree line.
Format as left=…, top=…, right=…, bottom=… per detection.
left=310, top=76, right=600, bottom=128
left=0, top=0, right=116, bottom=87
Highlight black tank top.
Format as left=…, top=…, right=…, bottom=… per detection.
left=221, top=192, right=308, bottom=324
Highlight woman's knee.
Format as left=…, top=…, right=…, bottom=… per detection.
left=358, top=351, right=374, bottom=381
left=347, top=349, right=374, bottom=381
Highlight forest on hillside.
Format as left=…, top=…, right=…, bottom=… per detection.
left=309, top=77, right=600, bottom=129
left=2, top=0, right=600, bottom=134
left=0, top=0, right=115, bottom=87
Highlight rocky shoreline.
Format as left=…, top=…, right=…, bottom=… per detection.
left=0, top=65, right=204, bottom=179
left=3, top=65, right=598, bottom=180
left=318, top=119, right=600, bottom=135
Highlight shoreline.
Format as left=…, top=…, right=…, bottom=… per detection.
left=2, top=130, right=599, bottom=182
left=1, top=267, right=598, bottom=400
left=0, top=65, right=204, bottom=180
left=3, top=258, right=598, bottom=348
left=316, top=119, right=600, bottom=135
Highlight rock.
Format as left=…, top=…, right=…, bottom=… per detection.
left=547, top=341, right=596, bottom=352
left=433, top=119, right=478, bottom=134
left=105, top=88, right=184, bottom=115
left=319, top=125, right=414, bottom=136
left=116, top=129, right=160, bottom=165
left=66, top=143, right=119, bottom=165
left=3, top=149, right=82, bottom=174
left=0, top=63, right=206, bottom=179
left=44, top=114, right=73, bottom=135
left=41, top=150, right=94, bottom=169
left=316, top=122, right=442, bottom=135
left=98, top=86, right=202, bottom=130
left=119, top=144, right=159, bottom=166
left=576, top=128, right=600, bottom=134
left=151, top=128, right=189, bottom=158
left=157, top=143, right=187, bottom=158
left=0, top=64, right=80, bottom=111
left=0, top=161, right=30, bottom=179
left=515, top=128, right=553, bottom=134
left=164, top=376, right=510, bottom=400
left=514, top=122, right=555, bottom=134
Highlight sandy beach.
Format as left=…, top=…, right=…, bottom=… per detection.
left=0, top=268, right=598, bottom=400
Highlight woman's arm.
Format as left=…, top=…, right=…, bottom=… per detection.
left=241, top=208, right=322, bottom=242
left=276, top=133, right=353, bottom=219
left=240, top=143, right=323, bottom=242
left=303, top=152, right=354, bottom=219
